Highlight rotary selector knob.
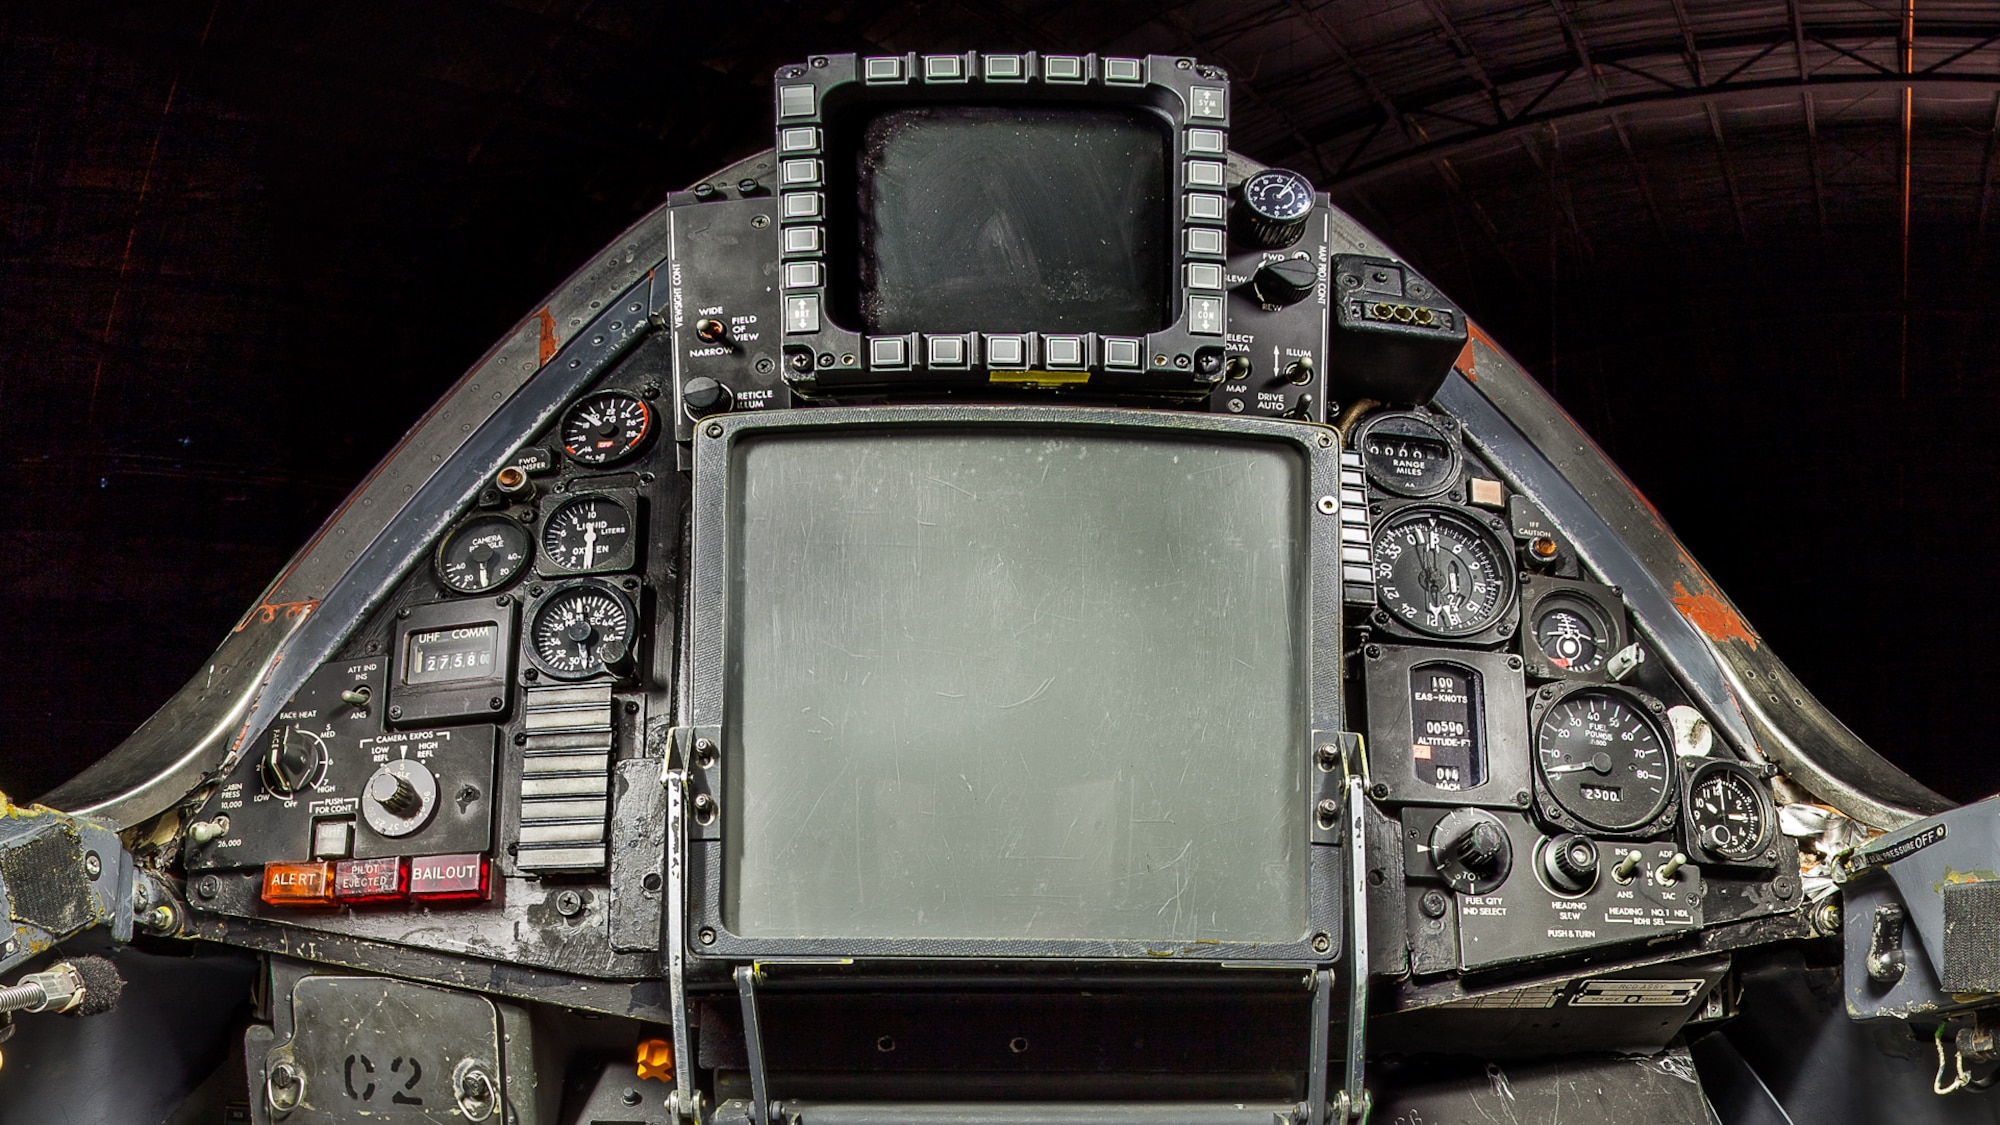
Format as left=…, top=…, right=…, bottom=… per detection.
left=681, top=376, right=733, bottom=418
left=263, top=727, right=326, bottom=798
left=361, top=758, right=439, bottom=838
left=1247, top=255, right=1318, bottom=308
left=1541, top=833, right=1600, bottom=894
left=1234, top=167, right=1316, bottom=249
left=1429, top=808, right=1514, bottom=896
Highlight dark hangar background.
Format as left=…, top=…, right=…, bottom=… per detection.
left=4, top=1, right=1998, bottom=803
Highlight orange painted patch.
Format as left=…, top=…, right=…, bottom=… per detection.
left=537, top=306, right=560, bottom=365
left=1672, top=581, right=1757, bottom=649
left=1452, top=336, right=1477, bottom=382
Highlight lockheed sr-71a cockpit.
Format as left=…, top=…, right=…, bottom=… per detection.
left=1, top=51, right=1993, bottom=1125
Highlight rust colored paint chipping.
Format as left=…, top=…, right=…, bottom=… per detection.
left=232, top=599, right=316, bottom=633
left=537, top=306, right=560, bottom=366
left=1452, top=336, right=1477, bottom=382
left=1672, top=581, right=1758, bottom=649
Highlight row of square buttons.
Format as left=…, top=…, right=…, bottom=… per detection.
left=860, top=53, right=1150, bottom=87
left=778, top=58, right=1226, bottom=122
left=862, top=333, right=1150, bottom=371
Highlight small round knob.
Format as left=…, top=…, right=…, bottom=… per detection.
left=682, top=377, right=733, bottom=418
left=1449, top=820, right=1507, bottom=873
left=1247, top=256, right=1318, bottom=308
left=1542, top=833, right=1599, bottom=893
left=1428, top=808, right=1514, bottom=896
left=264, top=728, right=324, bottom=797
left=361, top=759, right=439, bottom=838
left=1235, top=167, right=1316, bottom=249
left=369, top=771, right=422, bottom=818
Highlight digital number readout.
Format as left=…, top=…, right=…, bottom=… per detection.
left=1409, top=662, right=1486, bottom=790
left=404, top=625, right=500, bottom=686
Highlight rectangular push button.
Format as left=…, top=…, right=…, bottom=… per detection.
left=409, top=854, right=491, bottom=902
left=261, top=861, right=334, bottom=907
left=334, top=856, right=408, bottom=904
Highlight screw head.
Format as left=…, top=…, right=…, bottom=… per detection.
left=197, top=875, right=220, bottom=900
left=1316, top=495, right=1338, bottom=515
left=1316, top=797, right=1340, bottom=820
left=706, top=422, right=724, bottom=438
left=488, top=696, right=504, bottom=711
left=699, top=927, right=717, bottom=945
left=555, top=889, right=584, bottom=917
left=1369, top=783, right=1389, bottom=801
left=1420, top=889, right=1449, bottom=918
left=83, top=852, right=101, bottom=878
left=388, top=705, right=403, bottom=720
left=1311, top=932, right=1333, bottom=954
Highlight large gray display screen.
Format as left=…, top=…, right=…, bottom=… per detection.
left=723, top=426, right=1309, bottom=945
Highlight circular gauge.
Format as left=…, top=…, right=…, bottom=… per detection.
left=1371, top=505, right=1515, bottom=638
left=1534, top=686, right=1675, bottom=833
left=1531, top=594, right=1616, bottom=675
left=1236, top=168, right=1316, bottom=248
left=541, top=495, right=632, bottom=573
left=1241, top=168, right=1315, bottom=222
left=1357, top=412, right=1460, bottom=498
left=560, top=391, right=653, bottom=466
left=435, top=514, right=532, bottom=594
left=1686, top=761, right=1771, bottom=862
left=528, top=580, right=636, bottom=680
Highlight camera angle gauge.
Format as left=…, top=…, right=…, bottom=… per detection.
left=435, top=514, right=532, bottom=595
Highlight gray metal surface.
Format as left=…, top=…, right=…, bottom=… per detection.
left=261, top=974, right=526, bottom=1125
left=1371, top=1047, right=1712, bottom=1124
left=43, top=198, right=677, bottom=828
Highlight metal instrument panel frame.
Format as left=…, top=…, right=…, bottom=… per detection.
left=685, top=404, right=1347, bottom=963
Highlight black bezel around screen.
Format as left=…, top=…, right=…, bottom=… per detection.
left=687, top=405, right=1346, bottom=963
left=773, top=52, right=1233, bottom=395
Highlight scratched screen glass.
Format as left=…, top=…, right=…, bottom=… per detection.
left=852, top=106, right=1172, bottom=334
left=723, top=427, right=1309, bottom=943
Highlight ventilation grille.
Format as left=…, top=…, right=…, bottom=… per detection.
left=514, top=683, right=615, bottom=872
left=1942, top=880, right=2000, bottom=993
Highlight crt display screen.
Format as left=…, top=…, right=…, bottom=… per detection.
left=851, top=106, right=1173, bottom=335
left=723, top=427, right=1308, bottom=944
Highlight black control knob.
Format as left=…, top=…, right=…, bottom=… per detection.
left=263, top=727, right=324, bottom=797
left=1541, top=833, right=1600, bottom=894
left=1235, top=167, right=1316, bottom=249
left=1247, top=256, right=1318, bottom=308
left=682, top=377, right=733, bottom=418
left=1428, top=808, right=1514, bottom=896
left=1449, top=820, right=1506, bottom=873
left=369, top=771, right=422, bottom=819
